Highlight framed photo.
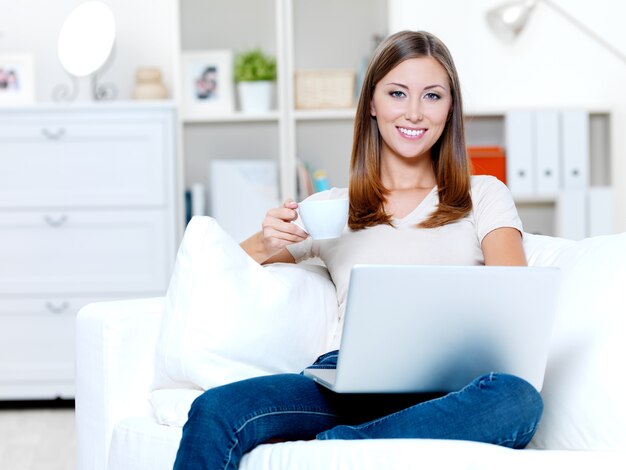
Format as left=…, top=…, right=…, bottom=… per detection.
left=0, top=54, right=35, bottom=105
left=181, top=50, right=234, bottom=119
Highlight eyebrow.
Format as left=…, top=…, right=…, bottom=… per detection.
left=385, top=82, right=448, bottom=92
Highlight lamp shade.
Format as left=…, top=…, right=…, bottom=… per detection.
left=486, top=0, right=538, bottom=42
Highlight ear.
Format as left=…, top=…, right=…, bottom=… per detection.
left=370, top=99, right=377, bottom=117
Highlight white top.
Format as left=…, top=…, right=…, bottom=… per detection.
left=287, top=175, right=523, bottom=349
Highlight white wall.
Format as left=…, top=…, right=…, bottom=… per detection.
left=389, top=0, right=626, bottom=232
left=0, top=0, right=177, bottom=102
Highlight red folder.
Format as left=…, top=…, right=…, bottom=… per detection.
left=468, top=146, right=506, bottom=184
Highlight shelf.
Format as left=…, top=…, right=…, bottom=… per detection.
left=0, top=100, right=177, bottom=112
left=514, top=195, right=558, bottom=204
left=465, top=107, right=612, bottom=116
left=294, top=108, right=356, bottom=121
left=182, top=111, right=281, bottom=124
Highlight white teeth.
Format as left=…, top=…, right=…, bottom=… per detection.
left=399, top=127, right=424, bottom=137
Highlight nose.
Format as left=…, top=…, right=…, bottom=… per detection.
left=404, top=96, right=423, bottom=122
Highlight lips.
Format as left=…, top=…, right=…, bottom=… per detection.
left=397, top=126, right=426, bottom=138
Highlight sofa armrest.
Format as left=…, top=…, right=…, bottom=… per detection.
left=75, top=297, right=165, bottom=470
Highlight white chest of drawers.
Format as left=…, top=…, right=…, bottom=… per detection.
left=0, top=103, right=179, bottom=399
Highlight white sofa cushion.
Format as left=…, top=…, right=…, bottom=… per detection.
left=242, top=440, right=624, bottom=470
left=149, top=389, right=203, bottom=427
left=524, top=232, right=626, bottom=450
left=108, top=417, right=181, bottom=470
left=107, top=417, right=625, bottom=470
left=153, top=216, right=339, bottom=391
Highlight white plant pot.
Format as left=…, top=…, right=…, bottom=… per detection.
left=237, top=81, right=273, bottom=114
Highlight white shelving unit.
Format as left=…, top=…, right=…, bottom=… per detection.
left=175, top=0, right=387, bottom=225
left=175, top=1, right=613, bottom=239
left=294, top=109, right=357, bottom=121
left=466, top=110, right=613, bottom=237
left=182, top=112, right=281, bottom=124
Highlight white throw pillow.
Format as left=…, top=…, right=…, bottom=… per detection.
left=150, top=389, right=203, bottom=427
left=523, top=232, right=626, bottom=450
left=153, top=216, right=339, bottom=391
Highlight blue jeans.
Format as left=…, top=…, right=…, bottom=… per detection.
left=173, top=350, right=543, bottom=470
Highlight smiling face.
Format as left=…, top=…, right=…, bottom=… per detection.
left=370, top=56, right=452, bottom=165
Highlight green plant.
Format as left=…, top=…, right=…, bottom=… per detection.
left=234, top=49, right=277, bottom=82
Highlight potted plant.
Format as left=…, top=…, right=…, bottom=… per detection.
left=234, top=48, right=277, bottom=113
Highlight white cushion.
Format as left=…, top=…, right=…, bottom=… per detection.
left=244, top=439, right=512, bottom=470
left=153, top=216, right=339, bottom=391
left=243, top=439, right=625, bottom=470
left=107, top=417, right=181, bottom=470
left=108, top=416, right=626, bottom=470
left=149, top=389, right=203, bottom=427
left=523, top=232, right=626, bottom=450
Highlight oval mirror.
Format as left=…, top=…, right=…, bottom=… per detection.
left=58, top=1, right=116, bottom=77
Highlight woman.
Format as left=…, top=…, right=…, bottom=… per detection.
left=174, top=31, right=541, bottom=469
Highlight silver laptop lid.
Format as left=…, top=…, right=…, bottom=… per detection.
left=331, top=265, right=561, bottom=393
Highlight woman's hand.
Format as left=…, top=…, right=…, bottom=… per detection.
left=240, top=199, right=309, bottom=264
left=261, top=199, right=309, bottom=253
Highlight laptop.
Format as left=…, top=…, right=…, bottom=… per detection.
left=304, top=265, right=561, bottom=393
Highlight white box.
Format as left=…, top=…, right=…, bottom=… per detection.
left=209, top=160, right=279, bottom=243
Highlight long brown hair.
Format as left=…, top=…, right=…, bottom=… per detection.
left=349, top=30, right=472, bottom=230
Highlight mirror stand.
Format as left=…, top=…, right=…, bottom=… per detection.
left=91, top=45, right=117, bottom=101
left=52, top=45, right=117, bottom=102
left=52, top=74, right=80, bottom=102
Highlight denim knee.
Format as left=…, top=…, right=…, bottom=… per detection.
left=185, top=386, right=231, bottom=431
left=476, top=373, right=544, bottom=448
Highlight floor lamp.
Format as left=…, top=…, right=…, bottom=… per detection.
left=485, top=0, right=626, bottom=65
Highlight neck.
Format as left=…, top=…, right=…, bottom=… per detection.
left=381, top=161, right=436, bottom=191
left=380, top=147, right=436, bottom=191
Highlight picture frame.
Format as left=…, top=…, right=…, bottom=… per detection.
left=181, top=50, right=235, bottom=120
left=0, top=54, right=35, bottom=105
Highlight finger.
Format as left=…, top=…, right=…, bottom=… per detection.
left=267, top=217, right=309, bottom=238
left=282, top=220, right=309, bottom=239
left=283, top=199, right=299, bottom=210
left=263, top=219, right=309, bottom=241
left=265, top=227, right=308, bottom=245
left=268, top=206, right=299, bottom=223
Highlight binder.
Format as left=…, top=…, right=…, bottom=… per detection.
left=534, top=110, right=560, bottom=195
left=587, top=186, right=614, bottom=237
left=191, top=183, right=206, bottom=217
left=296, top=159, right=313, bottom=201
left=561, top=110, right=589, bottom=190
left=556, top=189, right=587, bottom=240
left=505, top=111, right=535, bottom=196
left=468, top=146, right=506, bottom=184
left=184, top=190, right=192, bottom=225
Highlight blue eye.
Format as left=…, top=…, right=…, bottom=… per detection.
left=424, top=92, right=440, bottom=100
left=389, top=90, right=406, bottom=98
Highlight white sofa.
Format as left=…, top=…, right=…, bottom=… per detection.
left=76, top=218, right=626, bottom=470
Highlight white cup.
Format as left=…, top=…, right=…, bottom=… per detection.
left=298, top=198, right=349, bottom=240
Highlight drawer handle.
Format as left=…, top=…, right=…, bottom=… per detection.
left=41, top=128, right=66, bottom=140
left=46, top=301, right=70, bottom=314
left=44, top=214, right=68, bottom=227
